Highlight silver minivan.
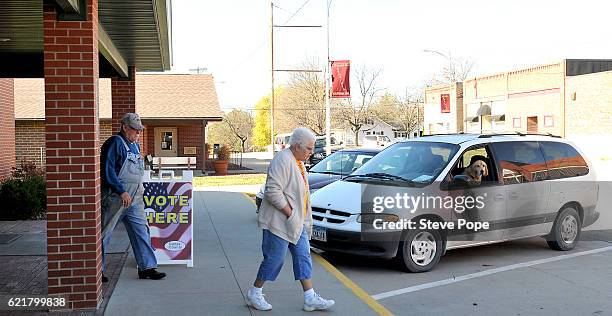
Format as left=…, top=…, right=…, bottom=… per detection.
left=310, top=133, right=599, bottom=272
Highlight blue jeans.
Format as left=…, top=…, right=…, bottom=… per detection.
left=102, top=190, right=157, bottom=272
left=256, top=227, right=312, bottom=281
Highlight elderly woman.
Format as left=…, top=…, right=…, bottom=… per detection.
left=247, top=128, right=335, bottom=312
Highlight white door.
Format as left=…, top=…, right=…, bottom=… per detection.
left=155, top=127, right=178, bottom=157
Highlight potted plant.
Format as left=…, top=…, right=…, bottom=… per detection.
left=213, top=145, right=230, bottom=176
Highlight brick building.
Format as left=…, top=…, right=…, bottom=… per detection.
left=423, top=82, right=463, bottom=135
left=13, top=74, right=222, bottom=172
left=424, top=60, right=612, bottom=140
left=0, top=0, right=173, bottom=309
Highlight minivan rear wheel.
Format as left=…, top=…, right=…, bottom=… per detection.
left=396, top=228, right=443, bottom=272
left=547, top=207, right=581, bottom=251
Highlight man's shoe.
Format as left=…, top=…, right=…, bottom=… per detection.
left=138, top=268, right=166, bottom=280
left=102, top=274, right=109, bottom=283
left=246, top=290, right=272, bottom=311
left=304, top=293, right=335, bottom=312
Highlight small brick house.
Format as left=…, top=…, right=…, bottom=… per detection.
left=13, top=74, right=223, bottom=172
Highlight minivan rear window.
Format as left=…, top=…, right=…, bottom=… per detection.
left=492, top=141, right=548, bottom=184
left=540, top=141, right=589, bottom=179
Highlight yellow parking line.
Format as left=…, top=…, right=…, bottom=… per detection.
left=241, top=192, right=256, bottom=205
left=312, top=253, right=394, bottom=316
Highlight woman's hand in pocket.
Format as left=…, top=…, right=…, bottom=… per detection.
left=282, top=204, right=293, bottom=219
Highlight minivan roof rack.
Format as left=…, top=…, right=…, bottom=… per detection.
left=478, top=132, right=561, bottom=138
left=421, top=132, right=468, bottom=137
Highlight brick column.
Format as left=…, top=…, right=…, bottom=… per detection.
left=0, top=78, right=16, bottom=180
left=111, top=67, right=136, bottom=133
left=43, top=0, right=101, bottom=309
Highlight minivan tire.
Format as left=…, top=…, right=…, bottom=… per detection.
left=547, top=207, right=581, bottom=251
left=396, top=228, right=444, bottom=272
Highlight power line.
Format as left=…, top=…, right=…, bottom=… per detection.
left=221, top=0, right=313, bottom=83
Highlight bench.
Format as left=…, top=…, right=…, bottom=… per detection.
left=150, top=156, right=197, bottom=170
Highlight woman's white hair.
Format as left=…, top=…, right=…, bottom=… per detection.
left=289, top=127, right=316, bottom=148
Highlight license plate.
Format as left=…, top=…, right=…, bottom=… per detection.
left=312, top=225, right=327, bottom=242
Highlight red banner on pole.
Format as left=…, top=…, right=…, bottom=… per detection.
left=441, top=94, right=450, bottom=113
left=331, top=60, right=350, bottom=98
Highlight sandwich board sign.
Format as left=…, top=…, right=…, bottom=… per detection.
left=143, top=170, right=194, bottom=267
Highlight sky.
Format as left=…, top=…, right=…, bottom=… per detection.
left=170, top=0, right=612, bottom=113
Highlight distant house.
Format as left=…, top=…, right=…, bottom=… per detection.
left=13, top=74, right=223, bottom=172
left=333, top=117, right=420, bottom=147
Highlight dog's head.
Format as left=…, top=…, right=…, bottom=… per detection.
left=466, top=160, right=488, bottom=180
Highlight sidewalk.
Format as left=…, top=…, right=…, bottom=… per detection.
left=194, top=184, right=262, bottom=194
left=104, top=191, right=379, bottom=315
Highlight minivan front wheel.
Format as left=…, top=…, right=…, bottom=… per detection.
left=547, top=207, right=581, bottom=251
left=396, top=228, right=443, bottom=272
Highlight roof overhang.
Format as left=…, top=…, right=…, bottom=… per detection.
left=0, top=0, right=172, bottom=78
left=141, top=117, right=223, bottom=126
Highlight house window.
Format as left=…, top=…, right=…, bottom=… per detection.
left=544, top=115, right=554, bottom=127
left=513, top=117, right=521, bottom=128
left=366, top=131, right=371, bottom=135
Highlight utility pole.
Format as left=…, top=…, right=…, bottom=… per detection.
left=270, top=1, right=275, bottom=156
left=324, top=0, right=331, bottom=155
left=270, top=1, right=322, bottom=156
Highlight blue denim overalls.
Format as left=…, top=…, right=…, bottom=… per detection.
left=102, top=135, right=157, bottom=272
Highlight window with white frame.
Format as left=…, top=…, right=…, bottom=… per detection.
left=544, top=115, right=554, bottom=127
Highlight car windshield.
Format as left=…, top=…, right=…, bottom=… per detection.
left=349, top=141, right=459, bottom=184
left=310, top=151, right=376, bottom=175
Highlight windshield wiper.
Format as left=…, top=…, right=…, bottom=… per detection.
left=343, top=172, right=414, bottom=184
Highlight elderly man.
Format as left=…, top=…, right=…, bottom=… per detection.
left=100, top=113, right=166, bottom=281
left=247, top=127, right=335, bottom=312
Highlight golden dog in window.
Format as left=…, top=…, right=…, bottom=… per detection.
left=463, top=160, right=488, bottom=183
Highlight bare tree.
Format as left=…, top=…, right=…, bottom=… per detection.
left=373, top=92, right=422, bottom=138
left=335, top=66, right=383, bottom=146
left=224, top=109, right=254, bottom=157
left=425, top=54, right=476, bottom=86
left=279, top=59, right=326, bottom=135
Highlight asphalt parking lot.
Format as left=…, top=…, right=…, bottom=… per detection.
left=313, top=181, right=612, bottom=315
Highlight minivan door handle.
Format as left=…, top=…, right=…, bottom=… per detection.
left=494, top=193, right=505, bottom=201
left=509, top=191, right=519, bottom=199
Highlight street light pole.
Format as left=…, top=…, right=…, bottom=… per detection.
left=324, top=0, right=332, bottom=155
left=423, top=49, right=455, bottom=133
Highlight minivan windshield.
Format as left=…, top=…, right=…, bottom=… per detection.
left=347, top=141, right=459, bottom=184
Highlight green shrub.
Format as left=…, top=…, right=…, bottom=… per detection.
left=216, top=145, right=231, bottom=161
left=0, top=160, right=46, bottom=220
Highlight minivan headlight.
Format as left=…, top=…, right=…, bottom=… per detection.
left=357, top=213, right=400, bottom=224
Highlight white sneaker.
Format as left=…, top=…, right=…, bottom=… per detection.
left=304, top=293, right=335, bottom=312
left=246, top=290, right=272, bottom=311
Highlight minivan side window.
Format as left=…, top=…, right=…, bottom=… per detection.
left=540, top=141, right=589, bottom=179
left=491, top=141, right=548, bottom=185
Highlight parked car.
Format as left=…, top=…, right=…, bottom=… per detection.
left=307, top=136, right=344, bottom=167
left=308, top=148, right=381, bottom=193
left=255, top=148, right=381, bottom=211
left=274, top=133, right=292, bottom=152
left=362, top=135, right=392, bottom=148
left=310, top=133, right=599, bottom=272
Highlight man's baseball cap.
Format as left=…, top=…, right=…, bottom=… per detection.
left=120, top=113, right=145, bottom=130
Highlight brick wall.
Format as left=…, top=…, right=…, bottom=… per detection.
left=111, top=67, right=136, bottom=132
left=15, top=121, right=46, bottom=167
left=462, top=62, right=564, bottom=135
left=99, top=120, right=113, bottom=143
left=565, top=70, right=612, bottom=136
left=423, top=83, right=463, bottom=134
left=43, top=0, right=102, bottom=309
left=0, top=79, right=16, bottom=180
left=178, top=124, right=204, bottom=170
